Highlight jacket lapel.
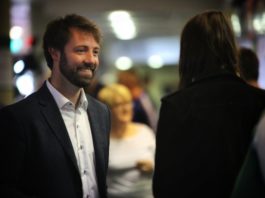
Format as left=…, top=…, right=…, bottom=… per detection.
left=37, top=84, right=79, bottom=172
left=87, top=96, right=105, bottom=156
left=86, top=96, right=107, bottom=184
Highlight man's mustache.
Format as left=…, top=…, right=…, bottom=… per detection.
left=79, top=63, right=97, bottom=72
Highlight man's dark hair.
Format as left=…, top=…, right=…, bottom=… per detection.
left=178, top=10, right=238, bottom=89
left=238, top=47, right=259, bottom=81
left=43, top=14, right=102, bottom=69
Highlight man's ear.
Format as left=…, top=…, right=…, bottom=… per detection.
left=48, top=48, right=60, bottom=61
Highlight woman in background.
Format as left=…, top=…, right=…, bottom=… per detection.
left=98, top=83, right=155, bottom=198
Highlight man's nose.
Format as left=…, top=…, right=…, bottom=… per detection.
left=84, top=52, right=97, bottom=64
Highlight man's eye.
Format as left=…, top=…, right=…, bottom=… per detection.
left=93, top=51, right=100, bottom=56
left=76, top=48, right=86, bottom=53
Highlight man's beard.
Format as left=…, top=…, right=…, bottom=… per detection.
left=59, top=52, right=97, bottom=88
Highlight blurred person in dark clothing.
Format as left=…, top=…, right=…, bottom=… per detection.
left=84, top=78, right=105, bottom=98
left=0, top=14, right=111, bottom=198
left=153, top=10, right=265, bottom=198
left=117, top=69, right=158, bottom=131
left=238, top=47, right=261, bottom=88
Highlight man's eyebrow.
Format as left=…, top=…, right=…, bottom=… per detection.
left=74, top=45, right=100, bottom=49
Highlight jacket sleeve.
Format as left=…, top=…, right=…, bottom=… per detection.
left=230, top=144, right=265, bottom=198
left=0, top=107, right=38, bottom=198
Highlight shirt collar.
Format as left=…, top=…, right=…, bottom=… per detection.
left=78, top=89, right=88, bottom=110
left=46, top=80, right=88, bottom=110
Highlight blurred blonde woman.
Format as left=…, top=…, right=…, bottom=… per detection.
left=98, top=83, right=155, bottom=198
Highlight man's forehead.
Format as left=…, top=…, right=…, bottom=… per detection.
left=67, top=28, right=99, bottom=46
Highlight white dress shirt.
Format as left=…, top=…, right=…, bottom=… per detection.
left=46, top=80, right=99, bottom=198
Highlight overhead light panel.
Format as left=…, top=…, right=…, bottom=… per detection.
left=231, top=14, right=241, bottom=37
left=108, top=10, right=137, bottom=40
left=147, top=55, right=164, bottom=69
left=115, top=56, right=133, bottom=70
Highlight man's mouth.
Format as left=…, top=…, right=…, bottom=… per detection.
left=85, top=63, right=96, bottom=72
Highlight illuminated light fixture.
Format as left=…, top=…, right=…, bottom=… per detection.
left=231, top=14, right=241, bottom=36
left=147, top=55, right=164, bottom=69
left=10, top=26, right=23, bottom=39
left=10, top=2, right=32, bottom=55
left=10, top=39, right=23, bottom=54
left=253, top=12, right=265, bottom=34
left=115, top=56, right=133, bottom=70
left=13, top=60, right=25, bottom=74
left=15, top=70, right=34, bottom=96
left=108, top=11, right=137, bottom=40
left=10, top=26, right=24, bottom=54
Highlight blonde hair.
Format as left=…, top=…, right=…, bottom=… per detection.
left=97, top=83, right=132, bottom=107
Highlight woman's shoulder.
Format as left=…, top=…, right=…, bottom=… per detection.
left=133, top=123, right=155, bottom=138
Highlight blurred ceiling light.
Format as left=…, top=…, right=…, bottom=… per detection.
left=10, top=26, right=23, bottom=39
left=10, top=38, right=23, bottom=54
left=231, top=14, right=241, bottom=36
left=10, top=1, right=32, bottom=55
left=147, top=55, right=164, bottom=69
left=115, top=56, right=133, bottom=70
left=15, top=70, right=34, bottom=96
left=253, top=12, right=265, bottom=34
left=108, top=10, right=137, bottom=40
left=13, top=60, right=25, bottom=74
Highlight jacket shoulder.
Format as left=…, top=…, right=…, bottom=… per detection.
left=161, top=89, right=185, bottom=104
left=2, top=91, right=39, bottom=111
left=86, top=94, right=108, bottom=109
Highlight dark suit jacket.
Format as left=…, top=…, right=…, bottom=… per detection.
left=0, top=83, right=111, bottom=198
left=153, top=72, right=265, bottom=198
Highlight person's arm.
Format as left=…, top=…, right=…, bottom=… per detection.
left=254, top=114, right=265, bottom=180
left=136, top=125, right=156, bottom=173
left=230, top=144, right=265, bottom=198
left=231, top=113, right=265, bottom=198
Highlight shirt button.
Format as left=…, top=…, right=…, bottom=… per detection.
left=80, top=145, right=83, bottom=150
left=83, top=170, right=87, bottom=175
